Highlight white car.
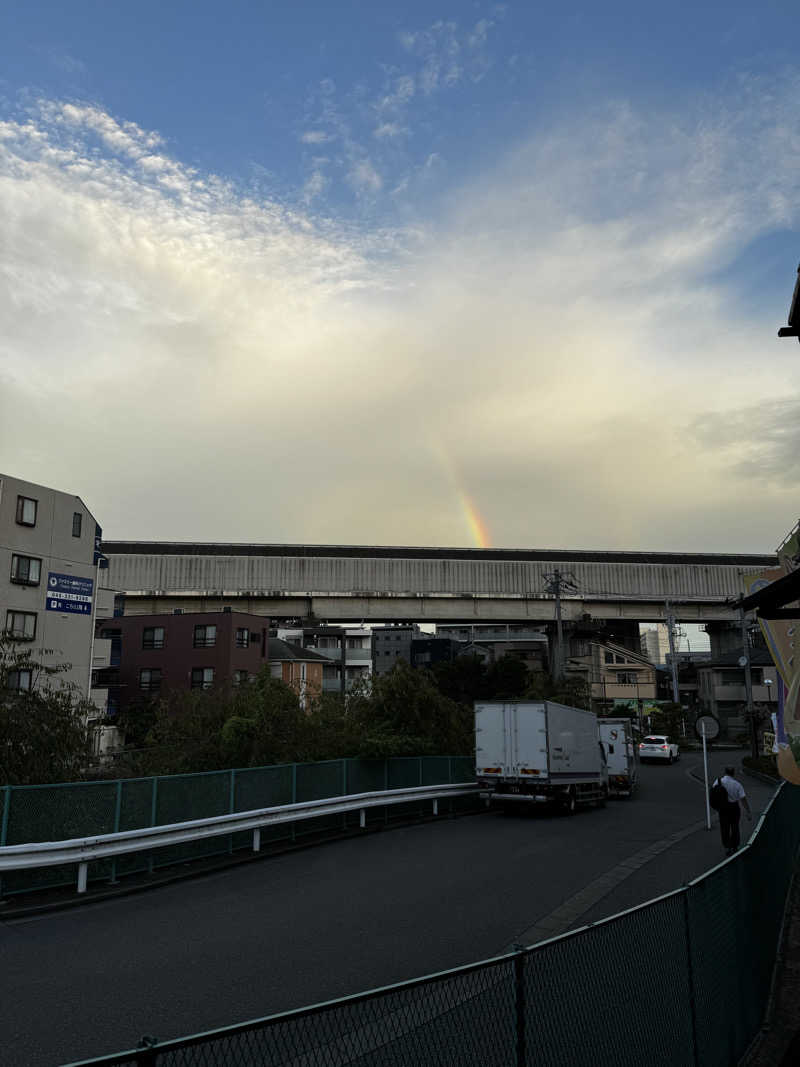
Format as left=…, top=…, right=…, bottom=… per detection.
left=639, top=735, right=680, bottom=764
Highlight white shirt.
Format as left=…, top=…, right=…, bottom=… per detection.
left=719, top=775, right=746, bottom=803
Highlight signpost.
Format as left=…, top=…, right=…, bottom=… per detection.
left=695, top=714, right=720, bottom=831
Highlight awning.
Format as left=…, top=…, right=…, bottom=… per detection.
left=740, top=567, right=800, bottom=619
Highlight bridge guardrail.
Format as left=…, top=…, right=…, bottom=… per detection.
left=0, top=783, right=478, bottom=894
left=0, top=755, right=477, bottom=898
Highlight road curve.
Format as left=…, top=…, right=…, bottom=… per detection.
left=0, top=752, right=775, bottom=1066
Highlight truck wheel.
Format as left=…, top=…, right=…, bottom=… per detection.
left=561, top=789, right=577, bottom=816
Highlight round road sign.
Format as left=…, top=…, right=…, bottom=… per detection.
left=695, top=714, right=720, bottom=741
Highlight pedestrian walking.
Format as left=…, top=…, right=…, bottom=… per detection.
left=712, top=766, right=752, bottom=856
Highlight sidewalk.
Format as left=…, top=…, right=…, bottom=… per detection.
left=564, top=767, right=777, bottom=929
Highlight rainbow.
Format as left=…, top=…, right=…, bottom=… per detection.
left=430, top=441, right=492, bottom=549
left=460, top=491, right=492, bottom=549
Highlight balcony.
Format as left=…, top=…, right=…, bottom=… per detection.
left=714, top=684, right=776, bottom=703
left=94, top=587, right=116, bottom=621
left=592, top=681, right=657, bottom=701
left=92, top=638, right=112, bottom=670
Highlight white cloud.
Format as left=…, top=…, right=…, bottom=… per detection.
left=374, top=121, right=405, bottom=139
left=2, top=85, right=800, bottom=552
left=348, top=158, right=383, bottom=194
left=300, top=130, right=331, bottom=144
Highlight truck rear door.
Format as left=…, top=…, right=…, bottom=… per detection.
left=511, top=703, right=548, bottom=780
left=475, top=703, right=508, bottom=778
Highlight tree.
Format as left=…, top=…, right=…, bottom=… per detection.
left=649, top=701, right=683, bottom=743
left=0, top=636, right=92, bottom=785
left=130, top=669, right=309, bottom=774
left=350, top=661, right=473, bottom=758
left=524, top=671, right=591, bottom=709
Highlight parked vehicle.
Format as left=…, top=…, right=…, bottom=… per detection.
left=598, top=717, right=638, bottom=797
left=475, top=700, right=608, bottom=814
left=639, top=735, right=680, bottom=763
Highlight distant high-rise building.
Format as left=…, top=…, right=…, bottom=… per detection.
left=640, top=624, right=671, bottom=664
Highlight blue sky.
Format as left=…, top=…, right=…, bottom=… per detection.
left=2, top=2, right=800, bottom=552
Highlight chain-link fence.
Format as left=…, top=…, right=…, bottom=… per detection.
left=0, top=756, right=477, bottom=897
left=63, top=782, right=800, bottom=1067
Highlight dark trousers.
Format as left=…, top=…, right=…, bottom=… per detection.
left=719, top=803, right=741, bottom=850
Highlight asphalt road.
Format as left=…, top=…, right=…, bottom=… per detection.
left=0, top=752, right=775, bottom=1066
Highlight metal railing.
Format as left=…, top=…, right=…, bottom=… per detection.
left=0, top=783, right=476, bottom=894
left=63, top=781, right=800, bottom=1067
left=0, top=755, right=477, bottom=898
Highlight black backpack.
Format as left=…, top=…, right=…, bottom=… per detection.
left=709, top=777, right=728, bottom=812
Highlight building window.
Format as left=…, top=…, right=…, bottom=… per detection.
left=6, top=668, right=33, bottom=692
left=139, top=668, right=162, bottom=692
left=5, top=610, right=36, bottom=640
left=142, top=626, right=165, bottom=650
left=233, top=670, right=250, bottom=686
left=15, top=496, right=37, bottom=527
left=10, top=555, right=41, bottom=586
left=193, top=624, right=216, bottom=648
left=616, top=671, right=637, bottom=684
left=191, top=667, right=214, bottom=690
left=72, top=512, right=83, bottom=538
left=604, top=651, right=613, bottom=664
left=235, top=628, right=249, bottom=648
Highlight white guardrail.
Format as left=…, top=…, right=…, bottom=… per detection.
left=0, top=782, right=479, bottom=894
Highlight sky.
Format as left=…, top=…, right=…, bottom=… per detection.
left=2, top=1, right=800, bottom=553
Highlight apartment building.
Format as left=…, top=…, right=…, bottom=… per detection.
left=372, top=624, right=422, bottom=674
left=566, top=640, right=658, bottom=710
left=277, top=625, right=372, bottom=691
left=0, top=473, right=114, bottom=698
left=96, top=610, right=269, bottom=714
left=437, top=623, right=549, bottom=669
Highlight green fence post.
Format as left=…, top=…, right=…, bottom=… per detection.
left=228, top=769, right=236, bottom=854
left=513, top=946, right=526, bottom=1067
left=0, top=785, right=11, bottom=898
left=110, top=779, right=122, bottom=884
left=342, top=760, right=348, bottom=830
left=291, top=763, right=297, bottom=843
left=148, top=777, right=158, bottom=875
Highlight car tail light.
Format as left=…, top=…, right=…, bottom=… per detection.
left=661, top=745, right=668, bottom=750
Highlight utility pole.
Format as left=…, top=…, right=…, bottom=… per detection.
left=738, top=596, right=758, bottom=760
left=340, top=630, right=347, bottom=700
left=664, top=602, right=680, bottom=704
left=544, top=569, right=577, bottom=682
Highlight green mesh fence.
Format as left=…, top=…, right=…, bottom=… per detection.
left=0, top=755, right=475, bottom=897
left=63, top=782, right=800, bottom=1067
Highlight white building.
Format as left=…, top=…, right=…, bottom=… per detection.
left=277, top=625, right=373, bottom=691
left=0, top=473, right=115, bottom=715
left=640, top=624, right=671, bottom=664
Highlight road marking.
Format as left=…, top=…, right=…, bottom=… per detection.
left=504, top=818, right=707, bottom=951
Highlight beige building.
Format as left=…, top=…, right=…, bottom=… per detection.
left=0, top=473, right=114, bottom=706
left=566, top=640, right=658, bottom=708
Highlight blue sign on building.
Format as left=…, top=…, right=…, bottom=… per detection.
left=46, top=573, right=94, bottom=615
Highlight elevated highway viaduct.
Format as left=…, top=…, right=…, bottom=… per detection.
left=101, top=543, right=777, bottom=624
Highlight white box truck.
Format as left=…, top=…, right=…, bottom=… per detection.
left=598, top=717, right=637, bottom=797
left=475, top=700, right=608, bottom=814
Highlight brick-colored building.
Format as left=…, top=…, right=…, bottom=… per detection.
left=268, top=637, right=328, bottom=709
left=96, top=610, right=269, bottom=714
